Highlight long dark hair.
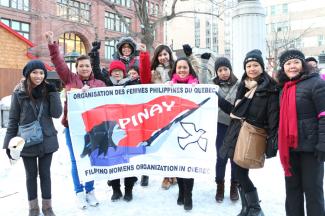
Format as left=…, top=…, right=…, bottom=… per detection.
left=171, top=57, right=198, bottom=78
left=277, top=60, right=310, bottom=86
left=23, top=78, right=47, bottom=100
left=150, top=45, right=175, bottom=71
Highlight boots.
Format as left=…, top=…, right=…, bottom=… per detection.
left=42, top=199, right=56, bottom=216
left=177, top=178, right=184, bottom=205
left=111, top=186, right=122, bottom=201
left=245, top=190, right=264, bottom=216
left=28, top=199, right=40, bottom=216
left=140, top=175, right=149, bottom=187
left=161, top=177, right=171, bottom=189
left=230, top=181, right=239, bottom=201
left=237, top=186, right=248, bottom=216
left=124, top=177, right=136, bottom=202
left=215, top=180, right=225, bottom=203
left=183, top=178, right=194, bottom=211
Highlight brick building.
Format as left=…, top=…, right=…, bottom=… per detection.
left=0, top=0, right=163, bottom=97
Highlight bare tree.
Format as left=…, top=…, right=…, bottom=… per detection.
left=100, top=0, right=226, bottom=53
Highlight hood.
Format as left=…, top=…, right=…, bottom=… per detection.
left=116, top=36, right=137, bottom=58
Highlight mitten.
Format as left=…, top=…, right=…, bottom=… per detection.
left=201, top=53, right=211, bottom=60
left=6, top=149, right=12, bottom=160
left=46, top=82, right=57, bottom=92
left=91, top=41, right=101, bottom=52
left=182, top=44, right=192, bottom=57
left=265, top=136, right=278, bottom=158
left=8, top=137, right=25, bottom=160
left=314, top=149, right=325, bottom=162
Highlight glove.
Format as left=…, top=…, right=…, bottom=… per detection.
left=201, top=52, right=211, bottom=60
left=265, top=136, right=278, bottom=158
left=182, top=44, right=192, bottom=57
left=91, top=41, right=101, bottom=52
left=6, top=149, right=12, bottom=160
left=314, top=149, right=325, bottom=162
left=46, top=82, right=57, bottom=92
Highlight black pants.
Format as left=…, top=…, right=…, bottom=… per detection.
left=234, top=163, right=255, bottom=193
left=22, top=153, right=53, bottom=201
left=285, top=151, right=324, bottom=216
left=111, top=177, right=137, bottom=188
left=177, top=178, right=194, bottom=198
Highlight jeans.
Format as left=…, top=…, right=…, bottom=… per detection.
left=65, top=127, right=94, bottom=193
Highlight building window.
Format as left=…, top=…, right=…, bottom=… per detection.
left=105, top=12, right=130, bottom=33
left=0, top=0, right=29, bottom=11
left=155, top=4, right=159, bottom=16
left=206, top=37, right=211, bottom=49
left=58, top=32, right=86, bottom=55
left=282, top=3, right=288, bottom=14
left=271, top=5, right=276, bottom=16
left=1, top=18, right=30, bottom=39
left=319, top=35, right=325, bottom=46
left=194, top=18, right=200, bottom=48
left=56, top=0, right=90, bottom=24
left=121, top=17, right=131, bottom=34
left=105, top=39, right=117, bottom=59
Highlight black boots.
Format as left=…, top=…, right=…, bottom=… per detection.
left=177, top=178, right=194, bottom=210
left=237, top=186, right=248, bottom=216
left=140, top=175, right=149, bottom=186
left=177, top=178, right=184, bottom=205
left=230, top=181, right=239, bottom=201
left=245, top=190, right=264, bottom=216
left=124, top=186, right=133, bottom=202
left=215, top=180, right=225, bottom=202
left=111, top=186, right=123, bottom=201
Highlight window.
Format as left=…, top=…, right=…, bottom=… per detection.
left=105, top=39, right=118, bottom=59
left=271, top=5, right=276, bottom=16
left=155, top=4, right=159, bottom=16
left=105, top=12, right=130, bottom=33
left=0, top=18, right=30, bottom=39
left=58, top=32, right=86, bottom=55
left=56, top=0, right=90, bottom=24
left=0, top=0, right=29, bottom=11
left=206, top=37, right=211, bottom=49
left=319, top=35, right=325, bottom=46
left=194, top=18, right=200, bottom=48
left=282, top=3, right=288, bottom=14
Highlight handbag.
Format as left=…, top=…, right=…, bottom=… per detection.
left=18, top=100, right=44, bottom=147
left=233, top=121, right=267, bottom=169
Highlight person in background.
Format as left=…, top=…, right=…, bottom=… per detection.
left=305, top=57, right=320, bottom=74
left=45, top=31, right=105, bottom=210
left=200, top=52, right=214, bottom=84
left=277, top=49, right=325, bottom=216
left=218, top=49, right=279, bottom=216
left=113, top=36, right=139, bottom=72
left=3, top=60, right=62, bottom=216
left=212, top=57, right=239, bottom=203
left=168, top=57, right=198, bottom=210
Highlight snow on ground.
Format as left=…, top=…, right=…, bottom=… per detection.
left=0, top=117, right=316, bottom=216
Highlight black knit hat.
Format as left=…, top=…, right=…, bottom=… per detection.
left=279, top=49, right=305, bottom=68
left=215, top=57, right=232, bottom=72
left=305, top=56, right=318, bottom=63
left=243, top=49, right=264, bottom=70
left=23, top=60, right=47, bottom=78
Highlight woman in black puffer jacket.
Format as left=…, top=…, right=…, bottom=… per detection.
left=218, top=50, right=279, bottom=216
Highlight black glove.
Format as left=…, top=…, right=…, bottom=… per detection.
left=265, top=136, right=278, bottom=159
left=91, top=41, right=101, bottom=52
left=182, top=44, right=192, bottom=57
left=201, top=52, right=211, bottom=60
left=6, top=149, right=12, bottom=160
left=314, top=149, right=325, bottom=162
left=46, top=82, right=57, bottom=92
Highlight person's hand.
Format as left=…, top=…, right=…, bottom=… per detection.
left=139, top=43, right=146, bottom=52
left=201, top=52, right=211, bottom=60
left=6, top=149, right=12, bottom=160
left=81, top=84, right=90, bottom=92
left=266, top=136, right=278, bottom=159
left=46, top=82, right=57, bottom=93
left=314, top=149, right=325, bottom=162
left=91, top=41, right=101, bottom=52
left=182, top=44, right=192, bottom=57
left=44, top=31, right=54, bottom=44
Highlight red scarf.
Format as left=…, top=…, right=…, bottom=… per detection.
left=278, top=80, right=299, bottom=176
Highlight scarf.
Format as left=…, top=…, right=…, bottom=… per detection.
left=278, top=80, right=299, bottom=176
left=230, top=79, right=257, bottom=120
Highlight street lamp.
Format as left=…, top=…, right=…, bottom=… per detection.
left=64, top=50, right=80, bottom=73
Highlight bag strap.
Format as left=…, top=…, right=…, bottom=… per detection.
left=29, top=100, right=44, bottom=121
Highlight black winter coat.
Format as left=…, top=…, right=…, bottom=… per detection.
left=219, top=72, right=279, bottom=159
left=3, top=82, right=62, bottom=157
left=287, top=73, right=325, bottom=153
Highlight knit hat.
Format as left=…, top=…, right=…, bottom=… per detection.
left=215, top=57, right=232, bottom=72
left=23, top=60, right=47, bottom=78
left=109, top=60, right=126, bottom=76
left=243, top=49, right=264, bottom=70
left=279, top=49, right=305, bottom=68
left=305, top=56, right=318, bottom=63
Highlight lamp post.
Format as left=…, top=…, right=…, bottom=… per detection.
left=64, top=50, right=80, bottom=73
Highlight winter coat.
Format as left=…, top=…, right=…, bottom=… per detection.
left=151, top=64, right=172, bottom=84
left=213, top=74, right=239, bottom=126
left=219, top=72, right=279, bottom=159
left=284, top=73, right=325, bottom=153
left=3, top=81, right=62, bottom=157
left=113, top=36, right=139, bottom=71
left=188, top=55, right=201, bottom=76
left=48, top=42, right=106, bottom=127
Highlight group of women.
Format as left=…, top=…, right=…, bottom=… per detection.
left=3, top=31, right=325, bottom=216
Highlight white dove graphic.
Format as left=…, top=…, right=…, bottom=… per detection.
left=178, top=122, right=208, bottom=151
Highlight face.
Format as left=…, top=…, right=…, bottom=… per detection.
left=307, top=61, right=317, bottom=69
left=217, top=66, right=231, bottom=81
left=176, top=60, right=190, bottom=79
left=157, top=49, right=170, bottom=65
left=245, top=61, right=263, bottom=80
left=29, top=69, right=45, bottom=87
left=128, top=69, right=139, bottom=79
left=283, top=58, right=303, bottom=79
left=121, top=43, right=132, bottom=56
left=111, top=69, right=123, bottom=81
left=76, top=59, right=92, bottom=80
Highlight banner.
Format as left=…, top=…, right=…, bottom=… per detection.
left=67, top=84, right=218, bottom=181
